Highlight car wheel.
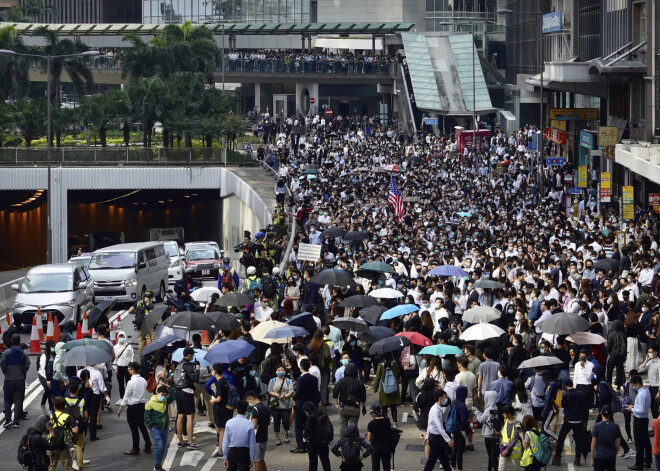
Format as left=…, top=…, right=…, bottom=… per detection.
left=156, top=281, right=166, bottom=302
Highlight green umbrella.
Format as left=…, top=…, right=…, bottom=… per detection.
left=358, top=261, right=395, bottom=274
left=62, top=339, right=113, bottom=353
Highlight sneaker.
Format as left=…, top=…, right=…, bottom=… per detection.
left=2, top=420, right=12, bottom=429
left=83, top=460, right=90, bottom=465
left=72, top=462, right=79, bottom=471
left=284, top=432, right=290, bottom=444
left=198, top=410, right=206, bottom=416
left=11, top=422, right=20, bottom=428
left=465, top=443, right=475, bottom=451
left=177, top=442, right=189, bottom=448
left=208, top=423, right=215, bottom=429
left=574, top=456, right=581, bottom=466
left=551, top=457, right=561, bottom=466
left=211, top=450, right=223, bottom=458
left=623, top=450, right=635, bottom=459
left=275, top=438, right=282, bottom=446
left=187, top=442, right=200, bottom=450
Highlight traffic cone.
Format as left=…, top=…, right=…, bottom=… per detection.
left=4, top=311, right=10, bottom=329
left=201, top=330, right=211, bottom=346
left=45, top=313, right=55, bottom=342
left=75, top=322, right=83, bottom=340
left=29, top=316, right=41, bottom=355
left=53, top=318, right=60, bottom=343
left=109, top=322, right=116, bottom=344
left=81, top=311, right=89, bottom=337
left=115, top=314, right=122, bottom=331
left=92, top=329, right=98, bottom=339
left=36, top=307, right=45, bottom=342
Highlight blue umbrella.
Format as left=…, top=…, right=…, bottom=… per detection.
left=427, top=265, right=469, bottom=277
left=419, top=345, right=463, bottom=356
left=380, top=304, right=420, bottom=321
left=287, top=312, right=317, bottom=334
left=140, top=334, right=184, bottom=356
left=172, top=347, right=211, bottom=367
left=264, top=325, right=309, bottom=340
left=205, top=339, right=256, bottom=364
left=457, top=212, right=472, bottom=218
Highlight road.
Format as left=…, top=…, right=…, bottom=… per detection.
left=0, top=280, right=648, bottom=471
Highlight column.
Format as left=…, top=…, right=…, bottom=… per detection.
left=51, top=167, right=68, bottom=263
left=295, top=83, right=319, bottom=116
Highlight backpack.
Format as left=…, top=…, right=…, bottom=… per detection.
left=173, top=362, right=190, bottom=389
left=17, top=433, right=34, bottom=469
left=342, top=441, right=361, bottom=465
left=64, top=396, right=87, bottom=434
left=445, top=404, right=460, bottom=434
left=49, top=412, right=73, bottom=451
left=609, top=331, right=626, bottom=358
left=605, top=382, right=622, bottom=413
left=531, top=430, right=553, bottom=465
left=247, top=277, right=260, bottom=293
left=221, top=268, right=234, bottom=287
left=259, top=356, right=274, bottom=384
left=381, top=367, right=398, bottom=395
left=262, top=275, right=276, bottom=298
left=316, top=411, right=334, bottom=444
left=226, top=383, right=240, bottom=409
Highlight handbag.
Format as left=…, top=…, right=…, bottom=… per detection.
left=147, top=372, right=157, bottom=393
left=499, top=444, right=513, bottom=457
left=269, top=378, right=286, bottom=408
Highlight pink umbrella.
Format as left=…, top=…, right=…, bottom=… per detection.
left=395, top=331, right=432, bottom=347
left=566, top=332, right=606, bottom=345
left=384, top=164, right=402, bottom=172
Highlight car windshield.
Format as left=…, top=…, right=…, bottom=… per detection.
left=164, top=243, right=180, bottom=258
left=20, top=273, right=73, bottom=293
left=187, top=250, right=218, bottom=261
left=68, top=257, right=91, bottom=268
left=89, top=252, right=136, bottom=269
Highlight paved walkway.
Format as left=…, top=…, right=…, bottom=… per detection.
left=230, top=163, right=280, bottom=215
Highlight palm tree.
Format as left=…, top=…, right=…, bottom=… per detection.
left=198, top=88, right=231, bottom=147
left=222, top=113, right=250, bottom=152
left=116, top=33, right=157, bottom=80
left=0, top=25, right=30, bottom=102
left=49, top=104, right=72, bottom=147
left=104, top=89, right=131, bottom=147
left=127, top=77, right=165, bottom=148
left=9, top=99, right=47, bottom=147
left=1, top=5, right=25, bottom=22
left=22, top=0, right=57, bottom=22
left=77, top=94, right=106, bottom=146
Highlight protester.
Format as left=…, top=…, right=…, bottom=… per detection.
left=625, top=375, right=652, bottom=470
left=1, top=333, right=30, bottom=428
left=267, top=364, right=293, bottom=446
left=117, top=361, right=152, bottom=455
left=331, top=423, right=373, bottom=470
left=590, top=405, right=622, bottom=471
left=174, top=347, right=200, bottom=449
left=144, top=384, right=176, bottom=471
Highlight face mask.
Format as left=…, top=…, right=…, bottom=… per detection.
left=276, top=371, right=286, bottom=378
left=341, top=359, right=349, bottom=366
left=632, top=386, right=639, bottom=393
left=349, top=341, right=356, bottom=347
left=539, top=348, right=545, bottom=354
left=515, top=315, right=521, bottom=321
left=649, top=353, right=654, bottom=359
left=158, top=395, right=167, bottom=402
left=118, top=338, right=126, bottom=344
left=442, top=398, right=449, bottom=406
left=249, top=370, right=256, bottom=377
left=50, top=347, right=55, bottom=353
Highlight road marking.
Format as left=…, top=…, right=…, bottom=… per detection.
left=200, top=457, right=218, bottom=471
left=162, top=435, right=179, bottom=470
left=109, top=309, right=127, bottom=326
left=567, top=463, right=575, bottom=471
left=0, top=379, right=41, bottom=436
left=180, top=450, right=205, bottom=467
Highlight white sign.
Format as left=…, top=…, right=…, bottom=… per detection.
left=297, top=243, right=322, bottom=262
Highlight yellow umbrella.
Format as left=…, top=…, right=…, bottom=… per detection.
left=250, top=320, right=290, bottom=344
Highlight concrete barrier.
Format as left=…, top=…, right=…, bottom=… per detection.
left=0, top=276, right=23, bottom=313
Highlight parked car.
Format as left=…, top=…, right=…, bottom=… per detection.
left=163, top=240, right=184, bottom=285
left=68, top=252, right=93, bottom=269
left=12, top=263, right=94, bottom=329
left=184, top=247, right=222, bottom=280
left=184, top=241, right=224, bottom=257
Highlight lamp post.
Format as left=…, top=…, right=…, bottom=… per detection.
left=0, top=49, right=99, bottom=263
left=497, top=8, right=545, bottom=196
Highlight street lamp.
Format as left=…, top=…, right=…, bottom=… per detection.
left=0, top=49, right=99, bottom=264
left=497, top=8, right=545, bottom=196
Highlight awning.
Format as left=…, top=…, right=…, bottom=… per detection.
left=313, top=37, right=382, bottom=50
left=499, top=110, right=516, bottom=121
left=545, top=128, right=569, bottom=145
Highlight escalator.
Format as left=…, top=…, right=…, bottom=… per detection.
left=397, top=63, right=421, bottom=133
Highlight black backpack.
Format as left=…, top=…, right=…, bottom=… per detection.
left=16, top=433, right=34, bottom=469
left=342, top=441, right=361, bottom=465
left=316, top=411, right=334, bottom=444
left=262, top=275, right=276, bottom=298
left=49, top=412, right=73, bottom=451
left=65, top=397, right=88, bottom=434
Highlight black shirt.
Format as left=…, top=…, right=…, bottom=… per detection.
left=251, top=402, right=271, bottom=443
left=367, top=417, right=391, bottom=448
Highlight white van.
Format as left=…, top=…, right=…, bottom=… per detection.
left=88, top=242, right=169, bottom=303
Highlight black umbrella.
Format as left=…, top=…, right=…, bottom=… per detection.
left=359, top=326, right=395, bottom=343
left=342, top=231, right=367, bottom=242
left=61, top=345, right=112, bottom=367
left=369, top=336, right=410, bottom=356
left=539, top=311, right=590, bottom=335
left=593, top=258, right=620, bottom=272
left=163, top=311, right=215, bottom=331
left=322, top=227, right=347, bottom=239
left=141, top=334, right=185, bottom=356
left=87, top=300, right=116, bottom=329
left=287, top=312, right=318, bottom=334
left=331, top=317, right=369, bottom=332
left=339, top=295, right=379, bottom=309
left=216, top=292, right=254, bottom=307
left=359, top=305, right=387, bottom=324
left=141, top=306, right=168, bottom=335
left=311, top=269, right=355, bottom=286
left=473, top=279, right=504, bottom=289
left=206, top=312, right=240, bottom=332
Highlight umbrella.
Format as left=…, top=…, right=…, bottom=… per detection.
left=287, top=312, right=318, bottom=334
left=141, top=306, right=168, bottom=335
left=427, top=265, right=469, bottom=277
left=303, top=164, right=319, bottom=170
left=358, top=261, right=395, bottom=274
left=457, top=212, right=472, bottom=218
left=216, top=292, right=254, bottom=307
left=359, top=305, right=387, bottom=324
left=264, top=325, right=310, bottom=340
left=372, top=167, right=388, bottom=173
left=61, top=345, right=112, bottom=367
left=250, top=320, right=289, bottom=344
left=339, top=295, right=379, bottom=309
left=369, top=288, right=404, bottom=299
left=342, top=231, right=367, bottom=242
left=332, top=317, right=370, bottom=332
left=566, top=332, right=607, bottom=345
left=593, top=258, right=620, bottom=272
left=384, top=164, right=402, bottom=172
left=369, top=336, right=410, bottom=356
left=62, top=339, right=113, bottom=353
left=163, top=311, right=216, bottom=331
left=462, top=306, right=501, bottom=324
left=191, top=286, right=221, bottom=303
left=395, top=332, right=432, bottom=347
left=539, top=312, right=589, bottom=335
left=302, top=168, right=320, bottom=175
left=380, top=304, right=420, bottom=321
left=358, top=326, right=396, bottom=343
left=403, top=196, right=422, bottom=203
left=87, top=300, right=116, bottom=329
left=355, top=167, right=370, bottom=172
left=311, top=269, right=355, bottom=286
left=205, top=339, right=256, bottom=364
left=322, top=227, right=347, bottom=239
left=172, top=347, right=211, bottom=367
left=517, top=355, right=564, bottom=370
left=141, top=334, right=184, bottom=356
left=206, top=311, right=240, bottom=332
left=459, top=322, right=506, bottom=341
left=418, top=344, right=463, bottom=356
left=473, top=279, right=504, bottom=289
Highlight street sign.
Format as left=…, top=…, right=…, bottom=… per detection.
left=569, top=187, right=582, bottom=194
left=546, top=157, right=565, bottom=166
left=423, top=118, right=438, bottom=125
left=309, top=97, right=316, bottom=104
left=325, top=108, right=333, bottom=116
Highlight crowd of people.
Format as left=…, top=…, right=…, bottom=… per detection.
left=3, top=111, right=660, bottom=471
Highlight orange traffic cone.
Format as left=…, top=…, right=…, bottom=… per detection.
left=36, top=307, right=45, bottom=342
left=45, top=313, right=55, bottom=342
left=109, top=322, right=116, bottom=344
left=81, top=311, right=89, bottom=337
left=53, top=318, right=60, bottom=343
left=4, top=311, right=10, bottom=329
left=29, top=316, right=41, bottom=355
left=201, top=330, right=211, bottom=346
left=75, top=322, right=83, bottom=340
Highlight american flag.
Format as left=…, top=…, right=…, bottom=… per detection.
left=388, top=177, right=405, bottom=223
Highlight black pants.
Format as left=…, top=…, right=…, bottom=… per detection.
left=523, top=457, right=542, bottom=471
left=88, top=393, right=102, bottom=439
left=271, top=408, right=291, bottom=433
left=593, top=457, right=616, bottom=471
left=484, top=436, right=499, bottom=471
left=651, top=387, right=659, bottom=419
left=401, top=370, right=417, bottom=404
left=633, top=416, right=652, bottom=466
left=227, top=447, right=251, bottom=471
left=116, top=366, right=130, bottom=399
left=308, top=442, right=331, bottom=471
left=577, top=384, right=594, bottom=409
left=381, top=404, right=398, bottom=423
left=3, top=379, right=25, bottom=423
left=38, top=375, right=52, bottom=410
left=556, top=421, right=585, bottom=458
left=423, top=433, right=451, bottom=471
left=294, top=404, right=306, bottom=449
left=370, top=446, right=391, bottom=471
left=451, top=431, right=465, bottom=470
left=624, top=410, right=632, bottom=440
left=127, top=403, right=151, bottom=451
left=606, top=355, right=625, bottom=387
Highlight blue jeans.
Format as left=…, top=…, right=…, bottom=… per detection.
left=150, top=427, right=169, bottom=467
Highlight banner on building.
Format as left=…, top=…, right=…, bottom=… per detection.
left=543, top=11, right=563, bottom=33
left=598, top=126, right=618, bottom=147
left=297, top=243, right=322, bottom=262
left=600, top=172, right=611, bottom=203
left=649, top=193, right=660, bottom=213
left=622, top=185, right=634, bottom=220
left=549, top=108, right=598, bottom=121
left=578, top=166, right=588, bottom=188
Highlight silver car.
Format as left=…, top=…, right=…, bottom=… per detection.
left=12, top=264, right=94, bottom=329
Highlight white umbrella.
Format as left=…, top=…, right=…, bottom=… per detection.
left=517, top=355, right=564, bottom=369
left=369, top=288, right=404, bottom=299
left=191, top=286, right=221, bottom=303
left=459, top=322, right=505, bottom=341
left=250, top=320, right=290, bottom=344
left=462, top=306, right=501, bottom=323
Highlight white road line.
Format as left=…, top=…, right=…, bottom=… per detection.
left=0, top=380, right=42, bottom=436
left=162, top=436, right=179, bottom=470
left=567, top=462, right=575, bottom=471
left=200, top=457, right=218, bottom=471
left=109, top=309, right=128, bottom=326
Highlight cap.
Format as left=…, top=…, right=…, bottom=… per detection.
left=370, top=403, right=382, bottom=414
left=183, top=347, right=195, bottom=357
left=272, top=267, right=280, bottom=275
left=144, top=291, right=153, bottom=298
left=34, top=414, right=49, bottom=433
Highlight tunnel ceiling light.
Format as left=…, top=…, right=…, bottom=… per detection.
left=183, top=195, right=190, bottom=198
left=11, top=190, right=45, bottom=207
left=191, top=193, right=198, bottom=196
left=158, top=200, right=165, bottom=203
left=94, top=189, right=141, bottom=205
left=167, top=199, right=173, bottom=202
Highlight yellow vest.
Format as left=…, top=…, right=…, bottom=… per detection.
left=520, top=430, right=539, bottom=467
left=501, top=419, right=523, bottom=460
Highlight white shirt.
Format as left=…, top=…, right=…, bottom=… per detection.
left=639, top=268, right=654, bottom=287
left=426, top=403, right=451, bottom=442
left=309, top=366, right=321, bottom=391
left=113, top=341, right=134, bottom=367
left=573, top=360, right=594, bottom=386
left=119, top=374, right=149, bottom=406
left=78, top=367, right=107, bottom=395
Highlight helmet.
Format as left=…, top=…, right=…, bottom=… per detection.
left=247, top=266, right=256, bottom=275
left=255, top=231, right=265, bottom=239
left=272, top=267, right=280, bottom=275
left=223, top=257, right=230, bottom=264
left=144, top=290, right=153, bottom=298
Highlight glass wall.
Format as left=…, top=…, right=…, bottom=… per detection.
left=425, top=0, right=498, bottom=32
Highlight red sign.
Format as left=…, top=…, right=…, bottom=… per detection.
left=544, top=127, right=569, bottom=145
left=650, top=193, right=660, bottom=212
left=325, top=108, right=333, bottom=116
left=309, top=97, right=316, bottom=104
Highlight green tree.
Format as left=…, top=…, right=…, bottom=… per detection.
left=49, top=104, right=73, bottom=147
left=221, top=112, right=250, bottom=152
left=22, top=0, right=57, bottom=22
left=1, top=5, right=24, bottom=22
left=198, top=88, right=231, bottom=147
left=127, top=76, right=165, bottom=148
left=0, top=25, right=30, bottom=101
left=8, top=99, right=47, bottom=147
